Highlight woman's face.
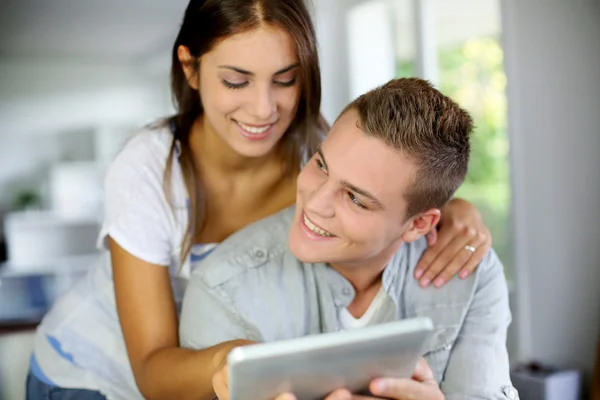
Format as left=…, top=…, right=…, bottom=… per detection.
left=180, top=25, right=301, bottom=159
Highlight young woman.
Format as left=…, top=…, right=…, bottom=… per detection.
left=26, top=1, right=491, bottom=399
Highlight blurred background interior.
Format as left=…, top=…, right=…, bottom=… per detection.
left=0, top=0, right=598, bottom=399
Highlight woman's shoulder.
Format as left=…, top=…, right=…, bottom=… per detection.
left=101, top=121, right=188, bottom=208
left=106, top=122, right=175, bottom=177
left=117, top=122, right=174, bottom=162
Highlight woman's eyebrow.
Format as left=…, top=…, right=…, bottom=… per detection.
left=218, top=63, right=300, bottom=76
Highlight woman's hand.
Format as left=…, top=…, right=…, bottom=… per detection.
left=212, top=339, right=257, bottom=400
left=415, top=198, right=491, bottom=288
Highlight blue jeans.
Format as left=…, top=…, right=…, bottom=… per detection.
left=26, top=372, right=106, bottom=400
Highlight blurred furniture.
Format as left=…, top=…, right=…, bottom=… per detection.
left=511, top=362, right=581, bottom=400
left=3, top=211, right=99, bottom=271
left=0, top=255, right=94, bottom=334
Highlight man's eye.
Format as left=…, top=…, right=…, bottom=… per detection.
left=348, top=192, right=367, bottom=209
left=316, top=158, right=327, bottom=173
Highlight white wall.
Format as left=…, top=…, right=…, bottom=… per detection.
left=347, top=0, right=397, bottom=100
left=0, top=59, right=165, bottom=134
left=0, top=129, right=95, bottom=217
left=312, top=0, right=352, bottom=124
left=0, top=58, right=170, bottom=223
left=503, top=0, right=600, bottom=385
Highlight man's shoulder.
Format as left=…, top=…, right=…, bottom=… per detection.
left=398, top=238, right=506, bottom=310
left=190, top=206, right=297, bottom=288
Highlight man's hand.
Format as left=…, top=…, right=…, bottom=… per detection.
left=212, top=339, right=256, bottom=400
left=329, top=358, right=443, bottom=400
left=275, top=358, right=443, bottom=400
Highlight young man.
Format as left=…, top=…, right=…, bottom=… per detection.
left=179, top=78, right=518, bottom=400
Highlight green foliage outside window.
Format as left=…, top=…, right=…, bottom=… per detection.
left=398, top=37, right=512, bottom=271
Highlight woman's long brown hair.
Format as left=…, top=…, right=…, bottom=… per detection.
left=164, top=0, right=328, bottom=265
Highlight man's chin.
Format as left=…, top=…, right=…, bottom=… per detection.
left=288, top=238, right=326, bottom=264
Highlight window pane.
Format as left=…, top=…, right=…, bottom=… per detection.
left=351, top=0, right=511, bottom=270
left=347, top=0, right=398, bottom=99
left=391, top=0, right=511, bottom=271
left=432, top=0, right=511, bottom=270
left=392, top=0, right=415, bottom=77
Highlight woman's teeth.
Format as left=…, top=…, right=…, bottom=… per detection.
left=237, top=121, right=271, bottom=134
left=303, top=214, right=333, bottom=237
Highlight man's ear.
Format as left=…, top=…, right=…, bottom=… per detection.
left=177, top=45, right=200, bottom=90
left=401, top=208, right=441, bottom=243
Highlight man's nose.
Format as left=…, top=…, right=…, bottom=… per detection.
left=304, top=181, right=335, bottom=218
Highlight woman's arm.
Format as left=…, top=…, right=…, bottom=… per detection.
left=414, top=198, right=492, bottom=288
left=110, top=238, right=244, bottom=400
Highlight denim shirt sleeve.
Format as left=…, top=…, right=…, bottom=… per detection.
left=179, top=271, right=261, bottom=350
left=440, top=250, right=516, bottom=400
left=178, top=207, right=297, bottom=349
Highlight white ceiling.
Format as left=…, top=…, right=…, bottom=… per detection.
left=0, top=0, right=500, bottom=64
left=0, top=0, right=189, bottom=62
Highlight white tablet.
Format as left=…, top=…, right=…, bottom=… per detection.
left=227, top=317, right=434, bottom=400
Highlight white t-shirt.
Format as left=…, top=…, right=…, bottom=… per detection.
left=339, top=288, right=395, bottom=330
left=32, top=126, right=216, bottom=399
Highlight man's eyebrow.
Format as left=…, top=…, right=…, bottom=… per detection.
left=341, top=180, right=385, bottom=210
left=218, top=63, right=300, bottom=76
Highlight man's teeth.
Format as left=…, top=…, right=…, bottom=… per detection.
left=237, top=121, right=271, bottom=134
left=303, top=214, right=333, bottom=237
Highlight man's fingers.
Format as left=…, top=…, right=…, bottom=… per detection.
left=277, top=358, right=440, bottom=400
left=412, top=357, right=436, bottom=381
left=274, top=393, right=297, bottom=400
left=324, top=388, right=353, bottom=400
left=369, top=377, right=442, bottom=400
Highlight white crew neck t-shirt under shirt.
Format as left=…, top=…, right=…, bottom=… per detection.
left=31, top=126, right=216, bottom=399
left=339, top=288, right=395, bottom=330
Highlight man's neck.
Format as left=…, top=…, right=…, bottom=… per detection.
left=329, top=258, right=388, bottom=319
left=330, top=242, right=403, bottom=293
left=329, top=243, right=403, bottom=318
left=331, top=262, right=386, bottom=294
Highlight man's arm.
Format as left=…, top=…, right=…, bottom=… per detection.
left=179, top=273, right=261, bottom=349
left=441, top=249, right=518, bottom=400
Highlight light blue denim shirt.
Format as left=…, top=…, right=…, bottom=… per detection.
left=180, top=206, right=519, bottom=400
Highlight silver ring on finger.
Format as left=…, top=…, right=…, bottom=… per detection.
left=464, top=245, right=476, bottom=254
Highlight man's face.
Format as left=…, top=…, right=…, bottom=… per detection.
left=288, top=109, right=420, bottom=270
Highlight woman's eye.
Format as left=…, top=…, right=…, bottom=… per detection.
left=222, top=80, right=248, bottom=89
left=275, top=78, right=297, bottom=87
left=348, top=192, right=367, bottom=210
